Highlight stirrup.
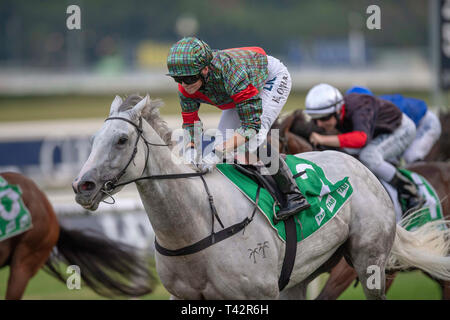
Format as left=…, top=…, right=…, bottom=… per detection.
left=402, top=197, right=427, bottom=217
left=273, top=198, right=310, bottom=225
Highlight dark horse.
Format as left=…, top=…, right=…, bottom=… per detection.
left=0, top=172, right=157, bottom=299
left=273, top=110, right=450, bottom=299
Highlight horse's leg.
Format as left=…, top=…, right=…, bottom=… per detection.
left=6, top=244, right=52, bottom=300
left=440, top=280, right=450, bottom=300
left=346, top=239, right=389, bottom=300
left=278, top=281, right=308, bottom=300
left=316, top=258, right=358, bottom=300
left=385, top=273, right=396, bottom=293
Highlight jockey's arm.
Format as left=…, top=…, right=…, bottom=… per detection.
left=218, top=131, right=247, bottom=153
left=310, top=131, right=368, bottom=149
left=216, top=97, right=262, bottom=154
left=309, top=132, right=340, bottom=148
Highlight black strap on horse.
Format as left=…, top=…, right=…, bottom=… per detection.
left=101, top=116, right=261, bottom=255
left=155, top=186, right=261, bottom=256
left=278, top=216, right=297, bottom=291
left=102, top=115, right=296, bottom=291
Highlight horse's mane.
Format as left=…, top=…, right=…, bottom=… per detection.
left=118, top=94, right=172, bottom=145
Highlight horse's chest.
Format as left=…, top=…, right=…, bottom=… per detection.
left=156, top=253, right=278, bottom=299
left=157, top=256, right=215, bottom=298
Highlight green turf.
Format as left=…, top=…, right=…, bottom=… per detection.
left=338, top=271, right=442, bottom=300
left=0, top=265, right=442, bottom=300
left=0, top=265, right=171, bottom=300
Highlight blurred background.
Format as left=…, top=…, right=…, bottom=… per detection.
left=0, top=0, right=447, bottom=299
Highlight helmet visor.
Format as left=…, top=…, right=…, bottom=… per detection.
left=171, top=74, right=201, bottom=85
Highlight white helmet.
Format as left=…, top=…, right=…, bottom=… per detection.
left=305, top=83, right=344, bottom=119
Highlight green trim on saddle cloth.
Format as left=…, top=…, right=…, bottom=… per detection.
left=0, top=176, right=32, bottom=242
left=216, top=155, right=353, bottom=242
left=398, top=169, right=444, bottom=231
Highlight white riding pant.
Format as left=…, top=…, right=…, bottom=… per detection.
left=358, top=114, right=416, bottom=182
left=402, top=110, right=441, bottom=163
left=217, top=55, right=291, bottom=153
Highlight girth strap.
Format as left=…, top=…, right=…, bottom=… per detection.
left=154, top=216, right=252, bottom=256
left=155, top=186, right=261, bottom=256
left=278, top=216, right=297, bottom=291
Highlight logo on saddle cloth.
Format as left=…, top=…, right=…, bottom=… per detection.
left=397, top=169, right=444, bottom=231
left=0, top=176, right=32, bottom=241
left=216, top=155, right=353, bottom=242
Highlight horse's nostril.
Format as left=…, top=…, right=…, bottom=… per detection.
left=79, top=181, right=96, bottom=193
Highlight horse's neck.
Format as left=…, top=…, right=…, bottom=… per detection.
left=135, top=122, right=210, bottom=249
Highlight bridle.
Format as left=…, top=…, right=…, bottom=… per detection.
left=91, top=115, right=260, bottom=258
left=101, top=116, right=170, bottom=197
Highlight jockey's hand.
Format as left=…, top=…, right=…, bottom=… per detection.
left=183, top=147, right=198, bottom=165
left=199, top=151, right=221, bottom=173
left=309, top=132, right=324, bottom=148
left=309, top=132, right=340, bottom=148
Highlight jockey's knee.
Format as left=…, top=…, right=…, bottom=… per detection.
left=359, top=148, right=383, bottom=172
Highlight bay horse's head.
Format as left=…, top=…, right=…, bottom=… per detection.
left=72, top=94, right=169, bottom=210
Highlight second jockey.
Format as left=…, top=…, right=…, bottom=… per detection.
left=304, top=83, right=423, bottom=211
left=346, top=86, right=442, bottom=163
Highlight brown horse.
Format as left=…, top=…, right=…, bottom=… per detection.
left=275, top=111, right=450, bottom=299
left=0, top=172, right=156, bottom=300
left=425, top=111, right=450, bottom=161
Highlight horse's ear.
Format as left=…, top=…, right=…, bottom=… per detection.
left=132, top=94, right=150, bottom=116
left=109, top=95, right=123, bottom=115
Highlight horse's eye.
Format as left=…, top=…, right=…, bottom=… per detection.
left=118, top=137, right=128, bottom=145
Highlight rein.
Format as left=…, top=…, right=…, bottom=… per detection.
left=100, top=116, right=258, bottom=257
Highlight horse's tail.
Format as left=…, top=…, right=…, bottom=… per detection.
left=44, top=226, right=157, bottom=298
left=386, top=213, right=450, bottom=280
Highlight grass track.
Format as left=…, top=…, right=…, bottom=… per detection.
left=0, top=267, right=441, bottom=300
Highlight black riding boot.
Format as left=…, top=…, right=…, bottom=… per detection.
left=272, top=156, right=311, bottom=221
left=389, top=170, right=424, bottom=213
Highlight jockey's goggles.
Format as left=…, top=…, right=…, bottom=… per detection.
left=313, top=113, right=336, bottom=123
left=171, top=74, right=201, bottom=85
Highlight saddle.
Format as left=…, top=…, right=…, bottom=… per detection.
left=233, top=163, right=287, bottom=218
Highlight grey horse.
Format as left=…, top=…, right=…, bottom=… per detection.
left=72, top=95, right=450, bottom=300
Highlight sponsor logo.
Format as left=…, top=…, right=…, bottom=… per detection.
left=315, top=208, right=326, bottom=226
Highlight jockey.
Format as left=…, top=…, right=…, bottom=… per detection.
left=304, top=83, right=423, bottom=210
left=346, top=86, right=442, bottom=163
left=166, top=37, right=310, bottom=220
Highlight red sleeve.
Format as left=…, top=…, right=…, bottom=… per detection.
left=225, top=47, right=266, bottom=55
left=338, top=131, right=368, bottom=148
left=230, top=84, right=259, bottom=103
left=181, top=111, right=200, bottom=124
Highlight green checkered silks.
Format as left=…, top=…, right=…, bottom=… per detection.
left=167, top=37, right=213, bottom=76
left=179, top=47, right=269, bottom=141
left=0, top=176, right=32, bottom=242
left=216, top=155, right=353, bottom=242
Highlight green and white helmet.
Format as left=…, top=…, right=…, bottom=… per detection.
left=304, top=83, right=344, bottom=119
left=166, top=37, right=213, bottom=76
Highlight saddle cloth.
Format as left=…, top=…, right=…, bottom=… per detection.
left=216, top=155, right=353, bottom=242
left=381, top=169, right=444, bottom=231
left=0, top=176, right=33, bottom=241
